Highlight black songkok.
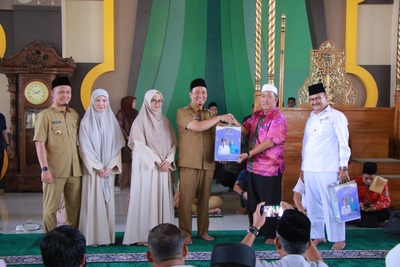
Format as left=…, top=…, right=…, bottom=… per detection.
left=362, top=162, right=377, bottom=175
left=52, top=76, right=71, bottom=90
left=190, top=78, right=207, bottom=91
left=277, top=209, right=311, bottom=244
left=211, top=242, right=256, bottom=267
left=308, top=83, right=326, bottom=96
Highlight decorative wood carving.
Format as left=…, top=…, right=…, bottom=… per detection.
left=298, top=40, right=357, bottom=106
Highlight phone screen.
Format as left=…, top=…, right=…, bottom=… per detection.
left=261, top=205, right=283, bottom=218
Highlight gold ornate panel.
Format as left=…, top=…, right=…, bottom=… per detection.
left=298, top=40, right=357, bottom=106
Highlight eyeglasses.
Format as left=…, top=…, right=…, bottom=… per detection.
left=151, top=99, right=163, bottom=104
left=309, top=96, right=323, bottom=102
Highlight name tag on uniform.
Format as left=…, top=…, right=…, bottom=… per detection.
left=52, top=121, right=61, bottom=124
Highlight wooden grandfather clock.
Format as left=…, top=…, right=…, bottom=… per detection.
left=0, top=40, right=75, bottom=191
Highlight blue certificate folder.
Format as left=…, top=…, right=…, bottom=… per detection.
left=214, top=126, right=241, bottom=161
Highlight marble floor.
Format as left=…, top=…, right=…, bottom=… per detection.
left=0, top=183, right=249, bottom=234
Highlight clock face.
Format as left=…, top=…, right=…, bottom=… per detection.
left=24, top=81, right=49, bottom=105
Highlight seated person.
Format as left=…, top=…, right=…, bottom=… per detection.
left=192, top=195, right=223, bottom=215
left=233, top=169, right=248, bottom=215
left=214, top=163, right=245, bottom=190
left=208, top=102, right=218, bottom=115
left=211, top=242, right=255, bottom=267
left=174, top=183, right=223, bottom=214
left=40, top=225, right=86, bottom=267
left=292, top=177, right=307, bottom=215
left=241, top=202, right=328, bottom=267
left=146, top=223, right=190, bottom=267
left=354, top=162, right=391, bottom=228
left=287, top=97, right=296, bottom=107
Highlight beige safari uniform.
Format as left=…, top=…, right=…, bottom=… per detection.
left=33, top=103, right=82, bottom=232
left=176, top=103, right=215, bottom=239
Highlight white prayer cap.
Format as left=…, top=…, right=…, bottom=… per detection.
left=261, top=84, right=278, bottom=95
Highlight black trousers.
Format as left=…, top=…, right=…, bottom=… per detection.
left=247, top=171, right=282, bottom=239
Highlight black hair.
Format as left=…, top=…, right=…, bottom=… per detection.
left=40, top=225, right=86, bottom=267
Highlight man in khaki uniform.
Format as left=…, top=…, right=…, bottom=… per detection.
left=176, top=78, right=233, bottom=244
left=34, top=76, right=82, bottom=233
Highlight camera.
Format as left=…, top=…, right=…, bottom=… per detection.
left=260, top=205, right=283, bottom=218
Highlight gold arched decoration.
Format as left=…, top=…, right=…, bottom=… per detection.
left=0, top=24, right=6, bottom=57
left=346, top=0, right=378, bottom=107
left=1, top=150, right=8, bottom=180
left=0, top=25, right=8, bottom=179
left=80, top=0, right=114, bottom=110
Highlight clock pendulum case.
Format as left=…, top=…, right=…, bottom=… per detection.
left=0, top=40, right=76, bottom=191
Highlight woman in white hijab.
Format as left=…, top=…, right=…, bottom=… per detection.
left=78, top=89, right=125, bottom=246
left=123, top=89, right=177, bottom=245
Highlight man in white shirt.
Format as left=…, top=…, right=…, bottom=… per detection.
left=300, top=83, right=350, bottom=250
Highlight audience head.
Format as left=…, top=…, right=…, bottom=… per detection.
left=362, top=162, right=377, bottom=186
left=146, top=223, right=187, bottom=266
left=275, top=209, right=311, bottom=255
left=208, top=102, right=218, bottom=115
left=40, top=225, right=86, bottom=267
left=211, top=242, right=256, bottom=267
left=287, top=97, right=296, bottom=107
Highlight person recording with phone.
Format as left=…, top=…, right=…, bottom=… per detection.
left=353, top=162, right=391, bottom=228
left=241, top=202, right=328, bottom=267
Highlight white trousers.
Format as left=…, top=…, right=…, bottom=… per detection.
left=304, top=172, right=345, bottom=242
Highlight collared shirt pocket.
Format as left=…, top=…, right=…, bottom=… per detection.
left=51, top=124, right=63, bottom=136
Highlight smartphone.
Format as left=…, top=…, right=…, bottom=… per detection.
left=260, top=205, right=283, bottom=218
left=363, top=202, right=371, bottom=208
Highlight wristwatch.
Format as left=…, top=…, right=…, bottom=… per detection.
left=340, top=166, right=348, bottom=171
left=247, top=151, right=252, bottom=158
left=248, top=225, right=259, bottom=236
left=42, top=166, right=49, bottom=172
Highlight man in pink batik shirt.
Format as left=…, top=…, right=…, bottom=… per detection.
left=233, top=84, right=287, bottom=245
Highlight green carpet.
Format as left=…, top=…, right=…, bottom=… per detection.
left=0, top=229, right=399, bottom=266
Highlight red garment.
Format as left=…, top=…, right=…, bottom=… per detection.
left=354, top=176, right=391, bottom=211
